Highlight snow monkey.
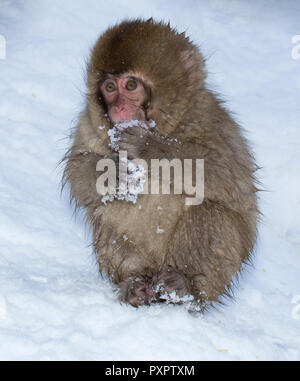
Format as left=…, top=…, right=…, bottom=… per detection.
left=62, top=19, right=259, bottom=311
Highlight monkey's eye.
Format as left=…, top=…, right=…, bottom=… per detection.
left=105, top=81, right=116, bottom=93
left=126, top=79, right=138, bottom=91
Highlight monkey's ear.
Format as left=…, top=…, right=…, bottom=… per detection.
left=181, top=50, right=199, bottom=89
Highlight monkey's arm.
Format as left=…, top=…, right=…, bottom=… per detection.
left=118, top=124, right=256, bottom=210
left=63, top=151, right=106, bottom=209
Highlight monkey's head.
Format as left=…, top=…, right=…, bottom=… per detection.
left=87, top=19, right=206, bottom=134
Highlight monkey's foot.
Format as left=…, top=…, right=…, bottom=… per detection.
left=151, top=267, right=193, bottom=304
left=119, top=277, right=159, bottom=307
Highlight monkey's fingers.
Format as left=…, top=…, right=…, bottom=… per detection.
left=117, top=143, right=138, bottom=160
left=120, top=130, right=147, bottom=145
left=124, top=125, right=148, bottom=138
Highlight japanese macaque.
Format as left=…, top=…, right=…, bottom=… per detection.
left=62, top=19, right=259, bottom=311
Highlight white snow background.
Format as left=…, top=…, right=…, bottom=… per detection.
left=0, top=0, right=299, bottom=360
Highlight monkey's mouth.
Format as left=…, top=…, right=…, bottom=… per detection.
left=109, top=106, right=147, bottom=126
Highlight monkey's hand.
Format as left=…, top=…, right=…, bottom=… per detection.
left=118, top=125, right=150, bottom=160
left=118, top=124, right=174, bottom=161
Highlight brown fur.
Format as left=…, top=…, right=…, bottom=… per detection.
left=62, top=19, right=259, bottom=311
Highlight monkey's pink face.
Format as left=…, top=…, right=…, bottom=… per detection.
left=100, top=74, right=148, bottom=124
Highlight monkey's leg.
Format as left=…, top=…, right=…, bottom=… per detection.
left=152, top=200, right=256, bottom=310
left=94, top=226, right=161, bottom=307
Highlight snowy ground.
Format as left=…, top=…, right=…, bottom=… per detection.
left=0, top=0, right=300, bottom=361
